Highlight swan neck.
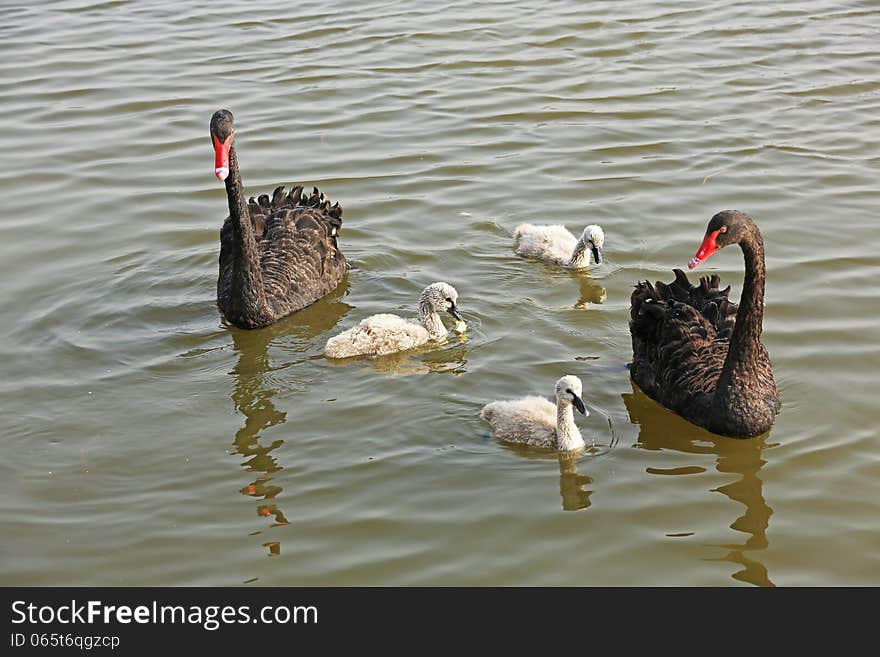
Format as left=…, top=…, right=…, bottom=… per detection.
left=556, top=402, right=584, bottom=451
left=225, top=146, right=250, bottom=228
left=718, top=224, right=766, bottom=389
left=565, top=236, right=589, bottom=268
left=225, top=145, right=267, bottom=315
left=418, top=300, right=446, bottom=339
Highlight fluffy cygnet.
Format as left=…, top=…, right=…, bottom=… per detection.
left=480, top=375, right=589, bottom=451
left=324, top=282, right=464, bottom=359
left=513, top=223, right=604, bottom=268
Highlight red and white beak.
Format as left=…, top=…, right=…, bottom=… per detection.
left=689, top=228, right=723, bottom=269
left=212, top=133, right=232, bottom=181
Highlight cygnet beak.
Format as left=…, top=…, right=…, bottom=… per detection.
left=591, top=243, right=602, bottom=264
left=447, top=302, right=463, bottom=322
left=572, top=394, right=588, bottom=415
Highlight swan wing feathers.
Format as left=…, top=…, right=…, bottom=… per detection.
left=630, top=268, right=732, bottom=408
left=248, top=184, right=341, bottom=223
left=324, top=314, right=430, bottom=358
left=218, top=185, right=346, bottom=319
left=246, top=185, right=306, bottom=239
left=513, top=223, right=576, bottom=265
left=480, top=396, right=558, bottom=447
left=254, top=186, right=347, bottom=318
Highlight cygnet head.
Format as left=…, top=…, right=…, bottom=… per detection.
left=555, top=375, right=588, bottom=415
left=579, top=225, right=605, bottom=264
left=419, top=282, right=463, bottom=321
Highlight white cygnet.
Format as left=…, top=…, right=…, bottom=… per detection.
left=480, top=375, right=589, bottom=451
left=513, top=223, right=604, bottom=268
left=324, top=282, right=464, bottom=359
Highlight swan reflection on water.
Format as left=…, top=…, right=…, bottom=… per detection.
left=558, top=452, right=595, bottom=511
left=494, top=425, right=616, bottom=512
left=227, top=285, right=353, bottom=558
left=493, top=443, right=599, bottom=512
left=574, top=275, right=607, bottom=309
left=623, top=379, right=776, bottom=587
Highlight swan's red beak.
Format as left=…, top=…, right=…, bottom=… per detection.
left=689, top=228, right=722, bottom=269
left=212, top=133, right=232, bottom=181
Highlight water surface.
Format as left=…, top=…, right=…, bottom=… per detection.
left=1, top=0, right=879, bottom=586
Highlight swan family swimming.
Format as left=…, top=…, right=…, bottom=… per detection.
left=209, top=109, right=779, bottom=440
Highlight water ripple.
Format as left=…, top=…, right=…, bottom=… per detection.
left=1, top=0, right=878, bottom=586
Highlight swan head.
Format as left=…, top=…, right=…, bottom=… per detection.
left=555, top=375, right=588, bottom=415
left=689, top=210, right=753, bottom=269
left=210, top=109, right=235, bottom=182
left=580, top=224, right=605, bottom=264
left=419, top=282, right=463, bottom=322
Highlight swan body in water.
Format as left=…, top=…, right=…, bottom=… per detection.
left=324, top=282, right=464, bottom=359
left=513, top=223, right=604, bottom=268
left=629, top=210, right=779, bottom=437
left=209, top=109, right=347, bottom=328
left=480, top=375, right=589, bottom=451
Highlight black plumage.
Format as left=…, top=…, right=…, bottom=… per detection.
left=629, top=211, right=780, bottom=438
left=210, top=110, right=348, bottom=329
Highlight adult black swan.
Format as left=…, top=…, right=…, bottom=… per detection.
left=629, top=210, right=780, bottom=438
left=210, top=109, right=347, bottom=329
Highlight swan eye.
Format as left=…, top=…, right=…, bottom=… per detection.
left=719, top=226, right=728, bottom=233
left=565, top=388, right=573, bottom=395
left=445, top=297, right=452, bottom=303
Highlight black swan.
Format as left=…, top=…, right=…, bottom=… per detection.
left=210, top=109, right=347, bottom=329
left=629, top=210, right=780, bottom=438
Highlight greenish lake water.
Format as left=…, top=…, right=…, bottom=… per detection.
left=1, top=0, right=878, bottom=586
